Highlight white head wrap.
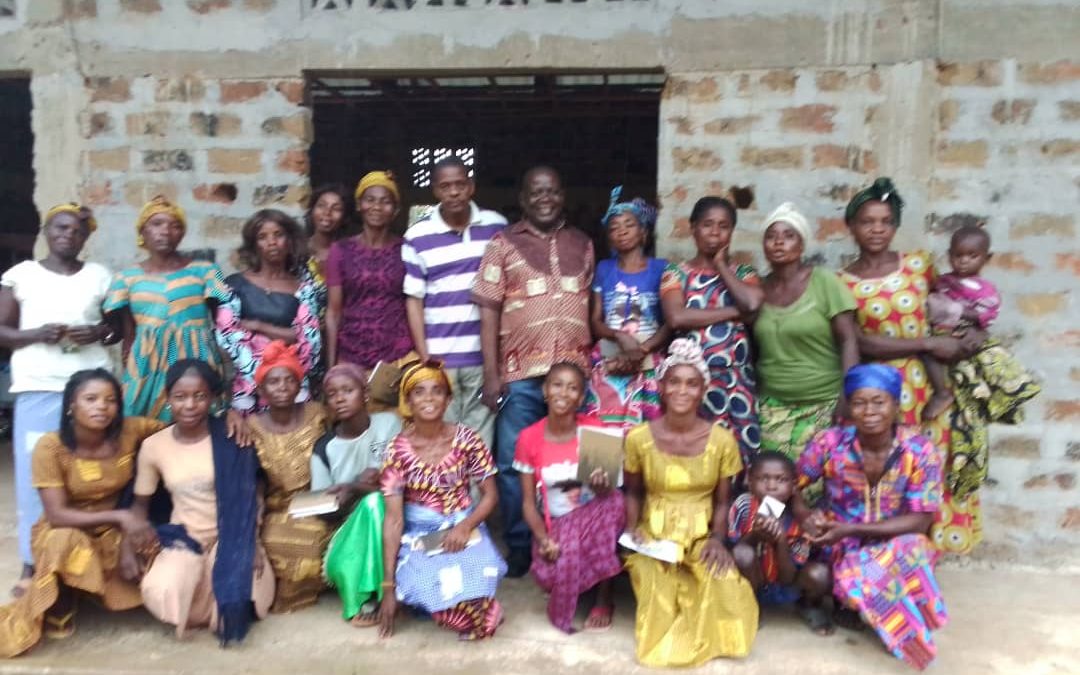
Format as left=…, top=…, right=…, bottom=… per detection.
left=764, top=202, right=811, bottom=246
left=657, top=338, right=709, bottom=383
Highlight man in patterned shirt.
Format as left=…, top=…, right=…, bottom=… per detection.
left=472, top=166, right=595, bottom=577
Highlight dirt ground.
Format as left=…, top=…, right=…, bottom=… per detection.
left=0, top=449, right=1075, bottom=675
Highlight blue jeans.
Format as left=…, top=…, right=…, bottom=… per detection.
left=494, top=377, right=547, bottom=551
left=13, top=392, right=63, bottom=565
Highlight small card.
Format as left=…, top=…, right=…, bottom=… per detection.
left=576, top=426, right=625, bottom=486
left=415, top=527, right=482, bottom=556
left=367, top=361, right=404, bottom=406
left=757, top=495, right=786, bottom=519
left=288, top=490, right=339, bottom=519
left=617, top=532, right=683, bottom=564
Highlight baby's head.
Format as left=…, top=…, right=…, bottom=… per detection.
left=948, top=225, right=992, bottom=278
left=748, top=451, right=797, bottom=504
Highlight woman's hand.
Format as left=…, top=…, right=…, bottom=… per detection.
left=833, top=396, right=850, bottom=424
left=378, top=594, right=397, bottom=638
left=324, top=482, right=355, bottom=505
left=538, top=536, right=561, bottom=562
left=603, top=355, right=638, bottom=376
left=623, top=527, right=646, bottom=545
left=925, top=336, right=967, bottom=363
left=712, top=245, right=731, bottom=270
left=118, top=539, right=144, bottom=582
left=699, top=536, right=735, bottom=576
left=808, top=520, right=853, bottom=547
left=958, top=329, right=987, bottom=357
left=240, top=319, right=264, bottom=335
left=588, top=467, right=613, bottom=496
left=66, top=324, right=104, bottom=345
left=614, top=332, right=645, bottom=363
left=480, top=372, right=505, bottom=413
left=226, top=410, right=253, bottom=447
left=441, top=523, right=473, bottom=553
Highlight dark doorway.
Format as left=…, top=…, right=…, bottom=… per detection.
left=0, top=78, right=36, bottom=269
left=307, top=72, right=663, bottom=254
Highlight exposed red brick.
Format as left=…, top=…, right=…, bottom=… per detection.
left=780, top=104, right=836, bottom=133
left=1041, top=140, right=1080, bottom=158
left=938, top=100, right=960, bottom=131
left=87, top=112, right=113, bottom=137
left=124, top=181, right=178, bottom=207
left=208, top=149, right=262, bottom=174
left=63, top=0, right=97, bottom=18
left=276, top=148, right=309, bottom=175
left=937, top=141, right=989, bottom=168
left=1055, top=252, right=1080, bottom=277
left=667, top=116, right=693, bottom=135
left=1059, top=101, right=1080, bottom=122
left=702, top=116, right=757, bottom=135
left=671, top=147, right=722, bottom=172
left=987, top=252, right=1036, bottom=274
left=740, top=146, right=803, bottom=169
left=671, top=217, right=691, bottom=238
left=86, top=148, right=130, bottom=172
left=119, top=0, right=162, bottom=11
left=1055, top=473, right=1077, bottom=490
left=668, top=185, right=689, bottom=204
left=991, top=99, right=1036, bottom=125
left=79, top=181, right=112, bottom=206
left=190, top=112, right=242, bottom=137
left=125, top=112, right=171, bottom=137
left=155, top=76, right=206, bottom=102
left=274, top=80, right=305, bottom=105
left=936, top=61, right=1003, bottom=87
left=1046, top=400, right=1080, bottom=421
left=220, top=81, right=268, bottom=103
left=1061, top=508, right=1080, bottom=531
left=1018, top=61, right=1080, bottom=85
left=86, top=77, right=130, bottom=103
left=760, top=69, right=797, bottom=92
left=992, top=436, right=1040, bottom=459
left=187, top=0, right=230, bottom=12
left=1010, top=214, right=1075, bottom=239
left=815, top=217, right=848, bottom=242
left=261, top=113, right=313, bottom=143
left=193, top=183, right=239, bottom=204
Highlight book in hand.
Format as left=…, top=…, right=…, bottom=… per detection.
left=576, top=425, right=625, bottom=486
left=757, top=495, right=786, bottom=519
left=367, top=361, right=404, bottom=406
left=288, top=490, right=339, bottom=518
left=617, top=532, right=683, bottom=564
left=414, top=527, right=482, bottom=556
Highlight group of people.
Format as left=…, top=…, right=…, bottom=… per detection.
left=0, top=159, right=1040, bottom=669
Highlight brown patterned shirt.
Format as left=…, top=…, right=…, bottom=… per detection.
left=472, top=220, right=594, bottom=382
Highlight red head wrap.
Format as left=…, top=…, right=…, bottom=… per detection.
left=254, top=341, right=305, bottom=388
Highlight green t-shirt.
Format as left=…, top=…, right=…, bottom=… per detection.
left=753, top=267, right=857, bottom=404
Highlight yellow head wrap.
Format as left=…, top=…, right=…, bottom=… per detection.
left=354, top=171, right=400, bottom=204
left=135, top=195, right=187, bottom=248
left=43, top=203, right=97, bottom=233
left=397, top=360, right=453, bottom=419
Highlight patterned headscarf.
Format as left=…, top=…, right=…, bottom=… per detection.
left=136, top=195, right=187, bottom=247
left=354, top=171, right=400, bottom=204
left=844, top=177, right=904, bottom=226
left=43, top=202, right=97, bottom=233
left=254, top=341, right=305, bottom=388
left=843, top=363, right=903, bottom=401
left=601, top=185, right=657, bottom=232
left=657, top=338, right=709, bottom=383
left=397, top=360, right=453, bottom=420
left=323, top=362, right=368, bottom=390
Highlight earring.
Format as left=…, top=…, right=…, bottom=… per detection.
left=136, top=234, right=145, bottom=248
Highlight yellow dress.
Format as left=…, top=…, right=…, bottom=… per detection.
left=250, top=402, right=332, bottom=613
left=0, top=417, right=164, bottom=658
left=624, top=423, right=758, bottom=667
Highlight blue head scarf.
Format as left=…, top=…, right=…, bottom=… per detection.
left=601, top=185, right=657, bottom=232
left=843, top=363, right=903, bottom=401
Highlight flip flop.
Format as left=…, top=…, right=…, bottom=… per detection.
left=350, top=601, right=380, bottom=628
left=584, top=605, right=614, bottom=633
left=799, top=604, right=835, bottom=636
left=44, top=611, right=75, bottom=640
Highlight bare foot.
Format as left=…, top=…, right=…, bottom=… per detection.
left=11, top=565, right=33, bottom=598
left=921, top=390, right=954, bottom=422
left=584, top=605, right=613, bottom=632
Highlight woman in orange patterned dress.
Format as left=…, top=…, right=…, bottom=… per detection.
left=838, top=178, right=986, bottom=555
left=0, top=369, right=164, bottom=657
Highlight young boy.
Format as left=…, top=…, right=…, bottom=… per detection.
left=730, top=451, right=833, bottom=634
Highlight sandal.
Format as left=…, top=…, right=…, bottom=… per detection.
left=584, top=605, right=614, bottom=633
left=798, top=604, right=835, bottom=636
left=44, top=611, right=75, bottom=640
left=350, top=602, right=380, bottom=628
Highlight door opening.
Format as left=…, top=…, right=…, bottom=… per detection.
left=307, top=71, right=663, bottom=254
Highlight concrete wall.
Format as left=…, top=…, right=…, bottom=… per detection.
left=0, top=0, right=1077, bottom=564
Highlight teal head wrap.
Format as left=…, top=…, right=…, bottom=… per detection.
left=845, top=177, right=904, bottom=225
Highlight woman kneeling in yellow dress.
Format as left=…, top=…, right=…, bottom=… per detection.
left=0, top=369, right=164, bottom=657
left=623, top=338, right=759, bottom=667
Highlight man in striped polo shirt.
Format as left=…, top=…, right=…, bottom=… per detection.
left=402, top=156, right=507, bottom=448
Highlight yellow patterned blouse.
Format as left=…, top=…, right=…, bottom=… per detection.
left=624, top=422, right=743, bottom=547
left=31, top=416, right=166, bottom=516
left=250, top=402, right=329, bottom=513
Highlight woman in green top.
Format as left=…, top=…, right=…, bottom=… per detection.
left=751, top=203, right=860, bottom=461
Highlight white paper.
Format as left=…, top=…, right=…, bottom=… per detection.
left=757, top=495, right=786, bottom=519
left=617, top=532, right=682, bottom=564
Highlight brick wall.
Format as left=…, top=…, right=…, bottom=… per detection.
left=76, top=75, right=310, bottom=268
left=656, top=60, right=1079, bottom=564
